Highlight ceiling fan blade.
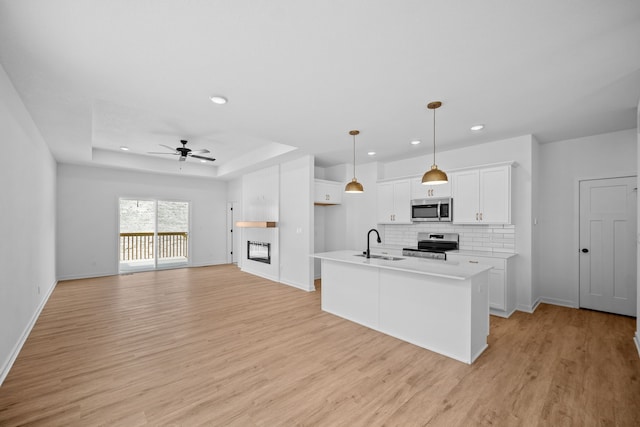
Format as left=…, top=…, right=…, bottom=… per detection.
left=148, top=151, right=179, bottom=155
left=159, top=144, right=178, bottom=152
left=191, top=148, right=210, bottom=154
left=190, top=154, right=216, bottom=162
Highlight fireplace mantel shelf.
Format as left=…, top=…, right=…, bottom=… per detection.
left=235, top=221, right=277, bottom=228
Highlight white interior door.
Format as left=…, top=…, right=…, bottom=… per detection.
left=579, top=177, right=637, bottom=316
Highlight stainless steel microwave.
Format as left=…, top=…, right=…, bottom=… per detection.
left=411, top=198, right=452, bottom=222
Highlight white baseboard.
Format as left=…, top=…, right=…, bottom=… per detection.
left=60, top=261, right=232, bottom=281
left=514, top=297, right=577, bottom=315
left=57, top=270, right=117, bottom=281
left=189, top=259, right=229, bottom=268
left=0, top=279, right=57, bottom=386
left=240, top=268, right=279, bottom=283
left=516, top=303, right=536, bottom=314
left=490, top=307, right=517, bottom=318
left=279, top=278, right=316, bottom=292
left=538, top=297, right=579, bottom=309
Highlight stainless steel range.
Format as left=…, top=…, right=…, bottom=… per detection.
left=402, top=232, right=459, bottom=260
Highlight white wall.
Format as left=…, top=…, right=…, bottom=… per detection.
left=279, top=156, right=314, bottom=290
left=57, top=164, right=228, bottom=279
left=344, top=162, right=381, bottom=252
left=0, top=64, right=57, bottom=384
left=315, top=162, right=380, bottom=257
left=242, top=165, right=279, bottom=221
left=238, top=159, right=314, bottom=290
left=323, top=164, right=349, bottom=251
left=538, top=129, right=637, bottom=307
left=636, top=100, right=640, bottom=355
left=240, top=165, right=280, bottom=280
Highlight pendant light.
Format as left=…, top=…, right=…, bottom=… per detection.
left=422, top=101, right=448, bottom=185
left=345, top=130, right=364, bottom=193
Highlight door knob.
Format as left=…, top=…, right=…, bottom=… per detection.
left=581, top=248, right=589, bottom=253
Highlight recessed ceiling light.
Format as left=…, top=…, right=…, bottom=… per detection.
left=368, top=151, right=376, bottom=156
left=209, top=95, right=228, bottom=105
left=411, top=140, right=421, bottom=145
left=200, top=159, right=207, bottom=163
left=470, top=124, right=485, bottom=131
left=120, top=146, right=129, bottom=151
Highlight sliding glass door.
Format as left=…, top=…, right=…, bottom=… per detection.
left=119, top=199, right=189, bottom=273
left=156, top=200, right=189, bottom=269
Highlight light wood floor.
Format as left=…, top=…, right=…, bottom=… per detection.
left=1, top=265, right=639, bottom=426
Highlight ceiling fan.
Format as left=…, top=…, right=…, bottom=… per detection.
left=148, top=140, right=216, bottom=162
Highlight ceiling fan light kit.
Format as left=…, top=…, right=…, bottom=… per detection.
left=422, top=101, right=448, bottom=186
left=345, top=130, right=364, bottom=193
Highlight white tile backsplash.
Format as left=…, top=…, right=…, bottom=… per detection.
left=381, top=222, right=516, bottom=254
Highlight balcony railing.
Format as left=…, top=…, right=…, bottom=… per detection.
left=119, top=232, right=188, bottom=261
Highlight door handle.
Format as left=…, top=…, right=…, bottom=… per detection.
left=581, top=248, right=589, bottom=253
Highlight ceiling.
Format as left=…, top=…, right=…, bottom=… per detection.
left=1, top=1, right=639, bottom=180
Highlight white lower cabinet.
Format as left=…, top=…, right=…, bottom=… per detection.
left=447, top=253, right=516, bottom=317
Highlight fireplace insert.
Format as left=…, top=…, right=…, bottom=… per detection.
left=247, top=241, right=270, bottom=264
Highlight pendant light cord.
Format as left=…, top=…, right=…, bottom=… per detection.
left=352, top=133, right=356, bottom=179
left=432, top=106, right=436, bottom=165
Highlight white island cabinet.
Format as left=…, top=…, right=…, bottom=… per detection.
left=313, top=251, right=492, bottom=364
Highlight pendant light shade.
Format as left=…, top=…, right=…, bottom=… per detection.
left=345, top=178, right=364, bottom=193
left=345, top=130, right=364, bottom=193
left=422, top=101, right=448, bottom=185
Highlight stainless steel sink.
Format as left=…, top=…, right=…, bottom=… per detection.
left=354, top=254, right=405, bottom=261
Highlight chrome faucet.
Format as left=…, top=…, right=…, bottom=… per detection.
left=366, top=228, right=382, bottom=258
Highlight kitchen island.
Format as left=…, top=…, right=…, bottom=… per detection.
left=313, top=250, right=492, bottom=364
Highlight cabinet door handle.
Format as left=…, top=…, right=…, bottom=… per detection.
left=469, top=261, right=479, bottom=264
left=476, top=213, right=479, bottom=221
left=479, top=212, right=483, bottom=221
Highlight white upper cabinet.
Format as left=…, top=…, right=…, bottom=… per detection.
left=314, top=179, right=343, bottom=205
left=451, top=164, right=511, bottom=224
left=377, top=179, right=411, bottom=224
left=410, top=176, right=451, bottom=200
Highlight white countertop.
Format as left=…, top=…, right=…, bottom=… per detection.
left=369, top=245, right=516, bottom=259
left=448, top=250, right=517, bottom=259
left=313, top=250, right=492, bottom=281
